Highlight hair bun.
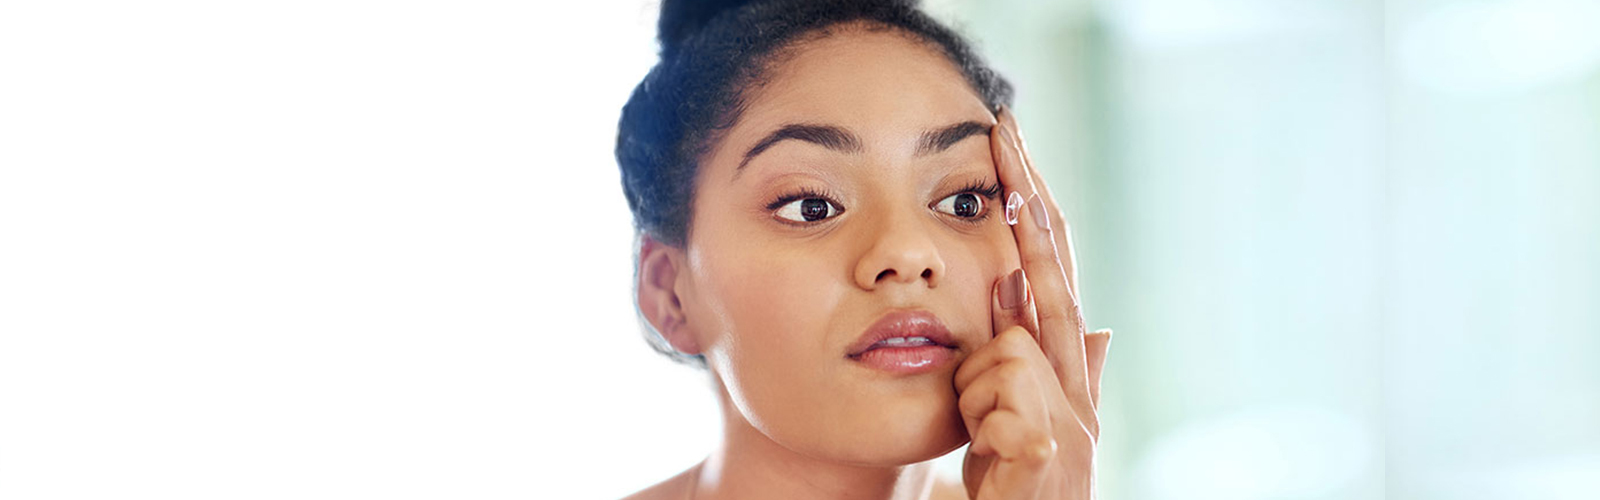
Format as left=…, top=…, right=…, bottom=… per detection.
left=656, top=0, right=758, bottom=53
left=657, top=0, right=925, bottom=55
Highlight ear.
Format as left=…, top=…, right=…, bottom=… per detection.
left=637, top=234, right=702, bottom=356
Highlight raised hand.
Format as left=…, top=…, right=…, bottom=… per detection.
left=955, top=107, right=1113, bottom=500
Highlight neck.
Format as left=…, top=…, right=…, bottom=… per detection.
left=689, top=378, right=939, bottom=500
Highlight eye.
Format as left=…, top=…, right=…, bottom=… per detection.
left=934, top=192, right=985, bottom=219
left=775, top=197, right=843, bottom=223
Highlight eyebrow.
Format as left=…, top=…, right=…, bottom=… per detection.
left=734, top=120, right=993, bottom=175
left=917, top=120, right=992, bottom=157
left=737, top=124, right=861, bottom=172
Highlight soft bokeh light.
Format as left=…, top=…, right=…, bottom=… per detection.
left=1398, top=0, right=1600, bottom=95
left=1132, top=405, right=1373, bottom=500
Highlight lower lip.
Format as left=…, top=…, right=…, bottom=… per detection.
left=849, top=345, right=958, bottom=374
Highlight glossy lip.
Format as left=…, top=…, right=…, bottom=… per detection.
left=845, top=309, right=959, bottom=357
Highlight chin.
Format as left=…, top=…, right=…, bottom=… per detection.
left=733, top=358, right=974, bottom=466
left=830, top=387, right=970, bottom=466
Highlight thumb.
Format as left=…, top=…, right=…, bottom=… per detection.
left=991, top=268, right=1040, bottom=341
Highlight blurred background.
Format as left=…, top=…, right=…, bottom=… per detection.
left=1, top=0, right=1594, bottom=499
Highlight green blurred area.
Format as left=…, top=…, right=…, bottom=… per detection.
left=933, top=0, right=1600, bottom=498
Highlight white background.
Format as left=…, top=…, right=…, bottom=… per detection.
left=2, top=1, right=714, bottom=498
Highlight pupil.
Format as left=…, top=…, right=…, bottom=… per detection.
left=954, top=194, right=978, bottom=217
left=800, top=198, right=829, bottom=221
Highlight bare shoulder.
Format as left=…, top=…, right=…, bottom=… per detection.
left=619, top=464, right=698, bottom=500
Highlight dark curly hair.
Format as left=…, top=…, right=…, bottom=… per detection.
left=617, top=0, right=1014, bottom=366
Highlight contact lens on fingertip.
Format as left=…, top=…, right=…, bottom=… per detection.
left=1005, top=191, right=1024, bottom=226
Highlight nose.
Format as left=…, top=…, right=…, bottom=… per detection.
left=852, top=211, right=946, bottom=290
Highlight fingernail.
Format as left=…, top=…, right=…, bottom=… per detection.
left=999, top=268, right=1027, bottom=310
left=1005, top=191, right=1024, bottom=226
left=1028, top=194, right=1050, bottom=230
left=997, top=117, right=1014, bottom=144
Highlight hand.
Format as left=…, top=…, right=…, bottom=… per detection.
left=954, top=106, right=1113, bottom=499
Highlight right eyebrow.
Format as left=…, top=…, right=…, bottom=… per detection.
left=735, top=124, right=863, bottom=175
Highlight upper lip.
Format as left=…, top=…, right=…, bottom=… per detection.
left=845, top=309, right=958, bottom=356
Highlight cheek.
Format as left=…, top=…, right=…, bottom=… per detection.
left=955, top=222, right=1023, bottom=290
left=986, top=220, right=1023, bottom=271
left=684, top=190, right=844, bottom=376
left=694, top=247, right=848, bottom=441
left=700, top=248, right=842, bottom=361
left=945, top=223, right=1022, bottom=332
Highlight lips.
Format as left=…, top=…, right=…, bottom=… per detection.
left=846, top=310, right=958, bottom=356
left=844, top=310, right=962, bottom=378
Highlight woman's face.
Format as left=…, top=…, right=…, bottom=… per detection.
left=678, top=28, right=1020, bottom=465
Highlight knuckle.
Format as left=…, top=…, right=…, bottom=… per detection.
left=1018, top=435, right=1058, bottom=465
left=1038, top=301, right=1084, bottom=329
left=995, top=362, right=1029, bottom=385
left=1035, top=305, right=1064, bottom=325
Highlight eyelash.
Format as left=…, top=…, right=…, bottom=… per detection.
left=952, top=179, right=1004, bottom=203
left=765, top=186, right=842, bottom=212
left=764, top=180, right=1003, bottom=225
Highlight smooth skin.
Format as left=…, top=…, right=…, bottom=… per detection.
left=628, top=25, right=1111, bottom=500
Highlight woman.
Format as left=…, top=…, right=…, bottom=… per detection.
left=615, top=1, right=1113, bottom=498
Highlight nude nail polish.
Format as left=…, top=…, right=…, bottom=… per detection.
left=1005, top=191, right=1024, bottom=226
left=1028, top=194, right=1050, bottom=230
left=1000, top=269, right=1027, bottom=310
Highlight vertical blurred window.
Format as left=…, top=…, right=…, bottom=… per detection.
left=936, top=0, right=1600, bottom=498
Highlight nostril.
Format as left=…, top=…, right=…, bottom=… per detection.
left=873, top=268, right=935, bottom=284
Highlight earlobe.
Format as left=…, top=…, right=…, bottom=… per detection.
left=637, top=235, right=702, bottom=356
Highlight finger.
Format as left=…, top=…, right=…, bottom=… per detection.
left=970, top=410, right=1054, bottom=500
left=993, top=108, right=1089, bottom=399
left=1084, top=328, right=1112, bottom=410
left=954, top=326, right=1038, bottom=393
left=990, top=268, right=1039, bottom=343
left=957, top=360, right=1049, bottom=436
left=968, top=408, right=1055, bottom=464
left=1000, top=106, right=1079, bottom=297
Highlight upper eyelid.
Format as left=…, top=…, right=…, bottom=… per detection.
left=765, top=188, right=844, bottom=211
left=934, top=181, right=1003, bottom=202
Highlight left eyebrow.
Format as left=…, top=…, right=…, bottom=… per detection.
left=915, top=121, right=992, bottom=157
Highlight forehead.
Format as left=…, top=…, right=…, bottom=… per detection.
left=718, top=28, right=992, bottom=154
